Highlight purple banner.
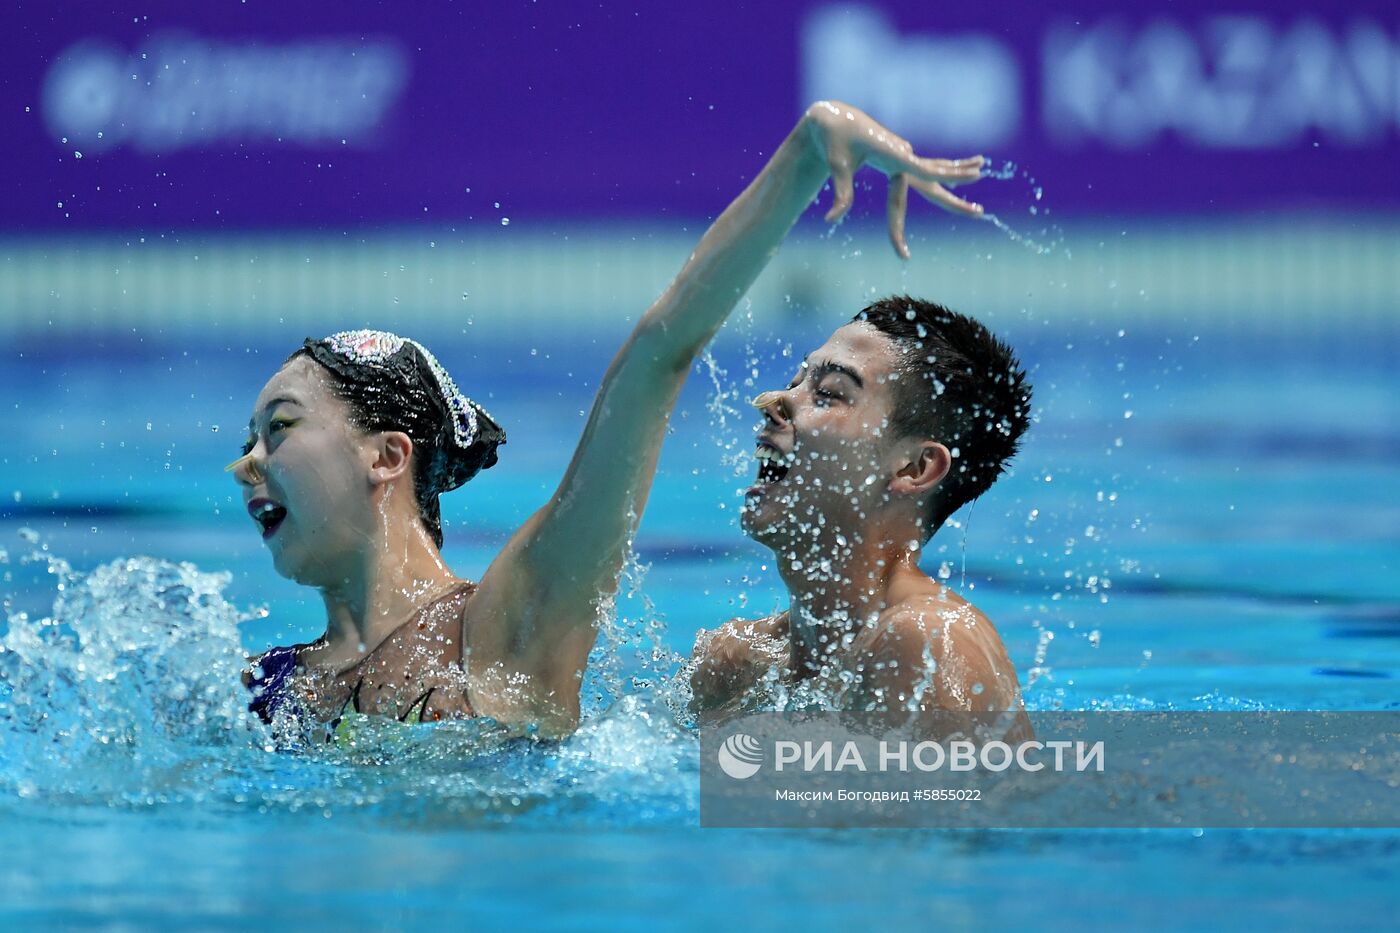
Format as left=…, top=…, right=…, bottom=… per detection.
left=3, top=1, right=1398, bottom=229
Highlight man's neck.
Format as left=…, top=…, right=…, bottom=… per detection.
left=775, top=525, right=920, bottom=675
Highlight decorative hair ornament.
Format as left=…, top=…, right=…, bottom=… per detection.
left=295, top=329, right=506, bottom=494
left=320, top=329, right=493, bottom=451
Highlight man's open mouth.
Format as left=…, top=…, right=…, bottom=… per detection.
left=247, top=498, right=288, bottom=540
left=753, top=443, right=792, bottom=489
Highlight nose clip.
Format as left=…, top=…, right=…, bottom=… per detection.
left=225, top=452, right=265, bottom=484
left=751, top=391, right=784, bottom=410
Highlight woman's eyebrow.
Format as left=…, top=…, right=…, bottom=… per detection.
left=246, top=396, right=302, bottom=431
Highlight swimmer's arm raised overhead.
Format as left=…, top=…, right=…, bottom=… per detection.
left=466, top=103, right=986, bottom=729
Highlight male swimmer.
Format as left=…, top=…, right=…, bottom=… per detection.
left=689, top=295, right=1033, bottom=738
left=230, top=103, right=987, bottom=739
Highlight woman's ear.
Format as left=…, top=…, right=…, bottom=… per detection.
left=889, top=440, right=951, bottom=497
left=368, top=431, right=415, bottom=486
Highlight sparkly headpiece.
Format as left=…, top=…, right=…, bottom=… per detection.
left=320, top=330, right=490, bottom=451
left=302, top=329, right=506, bottom=493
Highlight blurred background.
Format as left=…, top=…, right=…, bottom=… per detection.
left=1, top=2, right=1398, bottom=928
left=4, top=0, right=1397, bottom=332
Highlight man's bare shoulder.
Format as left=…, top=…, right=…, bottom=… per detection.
left=858, top=580, right=1023, bottom=709
left=861, top=584, right=986, bottom=656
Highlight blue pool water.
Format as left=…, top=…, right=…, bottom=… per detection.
left=2, top=313, right=1397, bottom=929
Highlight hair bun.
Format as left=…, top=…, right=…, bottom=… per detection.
left=304, top=330, right=507, bottom=497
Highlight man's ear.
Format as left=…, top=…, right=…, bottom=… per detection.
left=368, top=431, right=414, bottom=486
left=889, top=440, right=951, bottom=497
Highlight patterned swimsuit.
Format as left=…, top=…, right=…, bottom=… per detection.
left=245, top=580, right=479, bottom=735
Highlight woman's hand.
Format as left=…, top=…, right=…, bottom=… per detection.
left=802, top=100, right=986, bottom=259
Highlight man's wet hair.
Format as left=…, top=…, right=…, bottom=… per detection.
left=853, top=295, right=1032, bottom=539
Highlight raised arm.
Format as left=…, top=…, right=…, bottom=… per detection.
left=466, top=102, right=985, bottom=726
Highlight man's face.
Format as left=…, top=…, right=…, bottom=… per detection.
left=741, top=322, right=907, bottom=551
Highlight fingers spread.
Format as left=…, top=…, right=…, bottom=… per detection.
left=914, top=154, right=986, bottom=186
left=911, top=178, right=984, bottom=218
left=886, top=174, right=910, bottom=260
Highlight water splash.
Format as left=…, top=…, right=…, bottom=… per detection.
left=0, top=532, right=698, bottom=823
left=0, top=538, right=260, bottom=803
left=979, top=159, right=1069, bottom=257
left=982, top=212, right=1067, bottom=257
left=582, top=529, right=684, bottom=719
left=697, top=351, right=751, bottom=482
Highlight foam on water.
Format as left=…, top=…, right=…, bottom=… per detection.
left=0, top=522, right=1387, bottom=841
left=0, top=530, right=699, bottom=824
left=0, top=540, right=257, bottom=803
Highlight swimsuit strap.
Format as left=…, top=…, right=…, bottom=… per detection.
left=246, top=579, right=479, bottom=729
left=329, top=579, right=476, bottom=679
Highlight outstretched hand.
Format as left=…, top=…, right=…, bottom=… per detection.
left=803, top=100, right=985, bottom=259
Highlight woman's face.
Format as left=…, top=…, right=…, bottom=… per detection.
left=234, top=355, right=380, bottom=588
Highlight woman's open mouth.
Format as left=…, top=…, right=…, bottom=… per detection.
left=247, top=498, right=288, bottom=540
